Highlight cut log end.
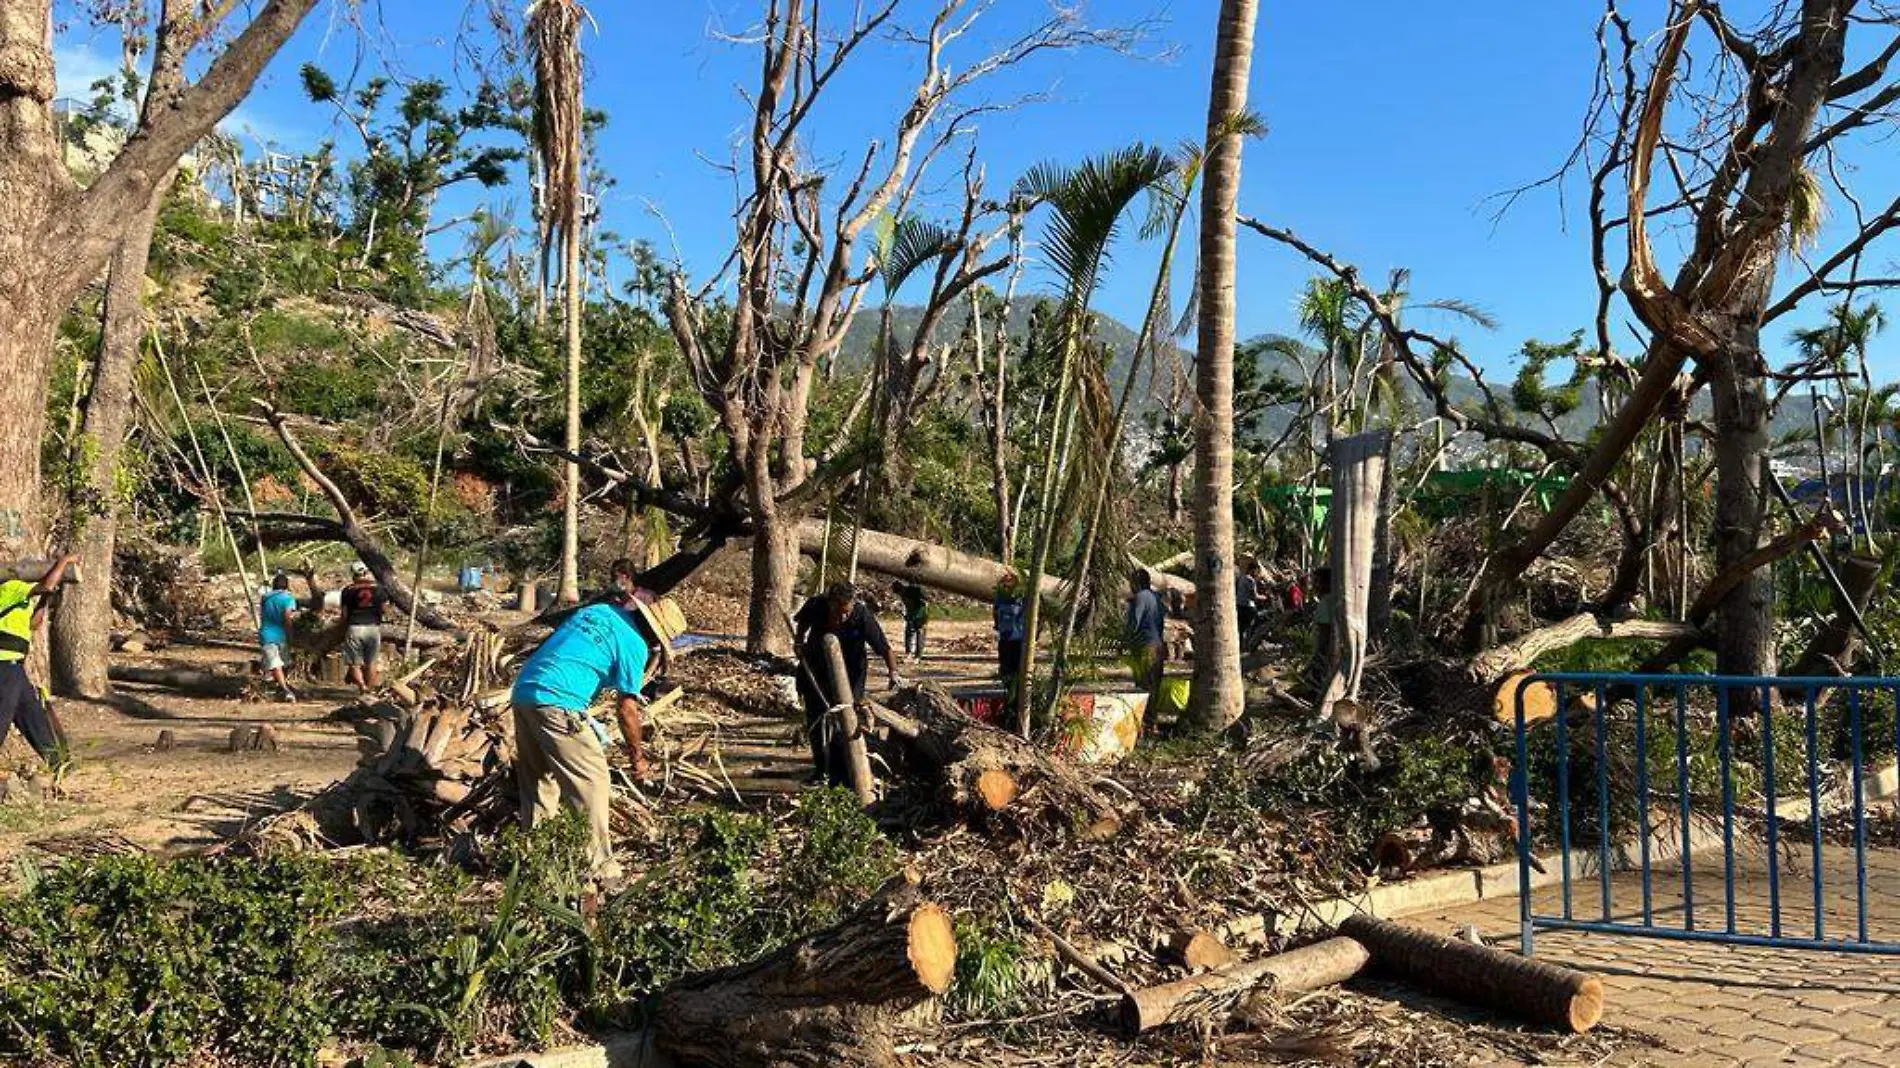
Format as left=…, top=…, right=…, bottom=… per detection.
left=1165, top=929, right=1238, bottom=973
left=973, top=768, right=1018, bottom=812
left=907, top=903, right=957, bottom=995
left=1494, top=671, right=1555, bottom=725
left=1569, top=977, right=1606, bottom=1033
left=1492, top=671, right=1597, bottom=726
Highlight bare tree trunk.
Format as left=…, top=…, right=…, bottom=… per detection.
left=1188, top=0, right=1258, bottom=731
left=745, top=444, right=801, bottom=654
left=1709, top=340, right=1777, bottom=687
left=973, top=291, right=1014, bottom=560
left=559, top=220, right=582, bottom=604
left=0, top=0, right=321, bottom=560
left=50, top=187, right=165, bottom=697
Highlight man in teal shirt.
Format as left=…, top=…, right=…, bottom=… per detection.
left=258, top=573, right=299, bottom=702
left=511, top=599, right=671, bottom=882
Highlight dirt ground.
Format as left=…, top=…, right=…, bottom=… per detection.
left=1, top=644, right=366, bottom=859
left=0, top=609, right=1031, bottom=861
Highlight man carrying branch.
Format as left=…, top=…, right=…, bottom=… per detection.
left=793, top=583, right=900, bottom=787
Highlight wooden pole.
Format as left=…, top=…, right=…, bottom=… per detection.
left=1339, top=914, right=1603, bottom=1033
left=823, top=634, right=877, bottom=805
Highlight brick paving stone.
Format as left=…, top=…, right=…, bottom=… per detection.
left=1406, top=845, right=1900, bottom=1066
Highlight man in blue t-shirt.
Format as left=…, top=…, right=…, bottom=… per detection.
left=1124, top=568, right=1166, bottom=695
left=510, top=599, right=675, bottom=881
left=992, top=571, right=1027, bottom=686
left=258, top=573, right=299, bottom=702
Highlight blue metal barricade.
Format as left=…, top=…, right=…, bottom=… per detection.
left=1512, top=673, right=1900, bottom=957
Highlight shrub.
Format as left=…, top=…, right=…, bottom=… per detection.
left=0, top=853, right=361, bottom=1068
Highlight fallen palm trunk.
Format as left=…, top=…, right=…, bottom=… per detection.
left=651, top=870, right=956, bottom=1068
left=1338, top=914, right=1603, bottom=1033
left=864, top=682, right=1118, bottom=828
left=1119, top=936, right=1372, bottom=1034
left=795, top=522, right=1192, bottom=604
left=108, top=664, right=251, bottom=698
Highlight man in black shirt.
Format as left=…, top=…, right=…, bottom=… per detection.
left=338, top=562, right=389, bottom=690
left=792, top=582, right=899, bottom=785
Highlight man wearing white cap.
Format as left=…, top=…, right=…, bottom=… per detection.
left=338, top=562, right=388, bottom=691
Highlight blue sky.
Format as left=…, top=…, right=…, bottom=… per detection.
left=53, top=1, right=1900, bottom=379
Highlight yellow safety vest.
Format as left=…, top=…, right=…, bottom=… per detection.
left=0, top=579, right=38, bottom=663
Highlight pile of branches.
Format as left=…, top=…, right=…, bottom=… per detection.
left=110, top=539, right=225, bottom=634
left=230, top=633, right=523, bottom=854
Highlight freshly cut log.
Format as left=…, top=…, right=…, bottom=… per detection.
left=109, top=664, right=251, bottom=698
left=1120, top=936, right=1372, bottom=1034
left=1165, top=928, right=1238, bottom=973
left=1490, top=671, right=1599, bottom=726
left=865, top=682, right=1117, bottom=827
left=972, top=768, right=1017, bottom=811
left=1339, top=914, right=1602, bottom=1033
left=652, top=870, right=956, bottom=1068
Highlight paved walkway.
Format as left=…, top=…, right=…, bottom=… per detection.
left=1413, top=844, right=1900, bottom=1065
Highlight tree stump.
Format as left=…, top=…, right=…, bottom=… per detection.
left=652, top=871, right=956, bottom=1068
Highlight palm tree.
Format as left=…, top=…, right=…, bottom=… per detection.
left=1052, top=142, right=1207, bottom=682
left=528, top=0, right=588, bottom=604
left=1012, top=145, right=1176, bottom=734
left=1189, top=0, right=1260, bottom=731
left=1791, top=301, right=1887, bottom=538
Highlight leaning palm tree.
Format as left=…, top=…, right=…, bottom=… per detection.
left=529, top=0, right=588, bottom=604
left=1189, top=0, right=1260, bottom=731
left=1050, top=141, right=1208, bottom=680
left=1011, top=144, right=1176, bottom=734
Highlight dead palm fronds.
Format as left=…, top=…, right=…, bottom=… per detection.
left=527, top=0, right=590, bottom=604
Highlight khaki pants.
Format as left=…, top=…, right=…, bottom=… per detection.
left=512, top=702, right=621, bottom=881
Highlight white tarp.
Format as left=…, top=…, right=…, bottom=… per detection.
left=1320, top=430, right=1390, bottom=724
